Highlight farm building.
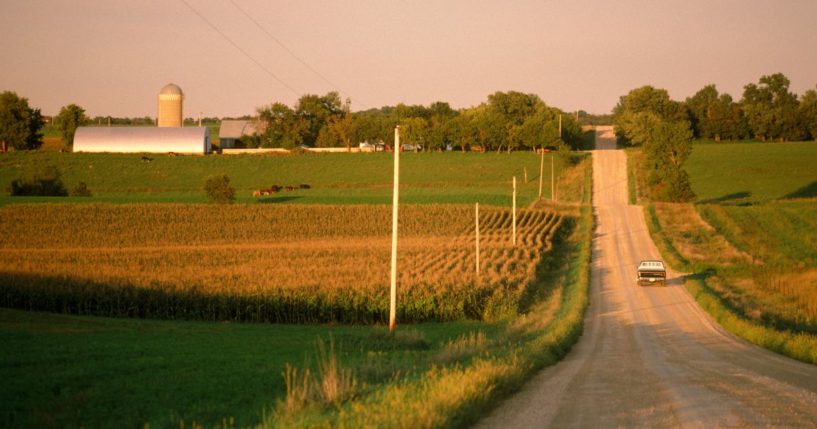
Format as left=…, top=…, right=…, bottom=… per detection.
left=219, top=120, right=265, bottom=149
left=73, top=127, right=211, bottom=154
left=157, top=83, right=184, bottom=127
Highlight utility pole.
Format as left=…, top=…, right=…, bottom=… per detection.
left=538, top=148, right=544, bottom=198
left=552, top=153, right=556, bottom=202
left=558, top=114, right=562, bottom=138
left=389, top=125, right=400, bottom=334
left=512, top=176, right=517, bottom=246
left=390, top=126, right=400, bottom=334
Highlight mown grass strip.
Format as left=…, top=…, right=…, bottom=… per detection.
left=643, top=204, right=690, bottom=271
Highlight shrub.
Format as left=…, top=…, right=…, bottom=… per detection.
left=10, top=165, right=68, bottom=196
left=204, top=174, right=235, bottom=204
left=70, top=182, right=92, bottom=197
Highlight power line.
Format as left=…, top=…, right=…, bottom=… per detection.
left=226, top=0, right=365, bottom=109
left=178, top=0, right=301, bottom=97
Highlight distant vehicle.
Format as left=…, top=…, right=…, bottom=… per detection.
left=637, top=260, right=666, bottom=286
left=401, top=143, right=423, bottom=152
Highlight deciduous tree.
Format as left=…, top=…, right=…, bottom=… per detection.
left=53, top=103, right=89, bottom=148
left=0, top=91, right=44, bottom=151
left=798, top=86, right=817, bottom=141
left=741, top=73, right=801, bottom=141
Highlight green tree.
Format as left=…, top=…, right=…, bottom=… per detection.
left=295, top=92, right=343, bottom=146
left=53, top=103, right=90, bottom=148
left=204, top=175, right=235, bottom=204
left=685, top=85, right=719, bottom=138
left=399, top=116, right=428, bottom=150
left=0, top=91, right=44, bottom=151
left=741, top=73, right=801, bottom=141
left=644, top=121, right=696, bottom=201
left=448, top=111, right=477, bottom=152
left=257, top=102, right=304, bottom=148
left=613, top=86, right=687, bottom=146
left=798, top=86, right=817, bottom=141
left=316, top=98, right=354, bottom=149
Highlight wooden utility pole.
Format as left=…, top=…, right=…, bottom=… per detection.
left=512, top=176, right=517, bottom=246
left=552, top=153, right=556, bottom=202
left=538, top=149, right=544, bottom=198
left=475, top=202, right=480, bottom=279
left=389, top=126, right=400, bottom=334
left=558, top=114, right=562, bottom=138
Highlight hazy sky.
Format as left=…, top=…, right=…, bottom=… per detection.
left=2, top=0, right=816, bottom=118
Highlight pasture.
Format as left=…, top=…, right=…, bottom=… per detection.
left=0, top=308, right=496, bottom=428
left=687, top=141, right=817, bottom=204
left=0, top=151, right=583, bottom=206
left=638, top=141, right=817, bottom=363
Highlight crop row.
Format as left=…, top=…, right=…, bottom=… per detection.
left=0, top=204, right=566, bottom=323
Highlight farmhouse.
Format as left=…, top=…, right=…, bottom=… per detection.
left=73, top=126, right=211, bottom=154
left=219, top=119, right=265, bottom=149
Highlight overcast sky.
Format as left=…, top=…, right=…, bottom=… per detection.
left=2, top=0, right=816, bottom=118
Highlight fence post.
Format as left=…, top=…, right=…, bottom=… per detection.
left=512, top=176, right=517, bottom=246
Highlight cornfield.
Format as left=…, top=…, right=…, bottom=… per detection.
left=0, top=204, right=566, bottom=323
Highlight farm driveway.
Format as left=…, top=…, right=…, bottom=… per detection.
left=474, top=126, right=817, bottom=428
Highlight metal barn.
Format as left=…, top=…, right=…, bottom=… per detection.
left=73, top=127, right=211, bottom=154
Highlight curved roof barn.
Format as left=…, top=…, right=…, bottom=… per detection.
left=73, top=127, right=210, bottom=154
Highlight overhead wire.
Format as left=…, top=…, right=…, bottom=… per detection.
left=178, top=0, right=302, bottom=97
left=226, top=0, right=365, bottom=108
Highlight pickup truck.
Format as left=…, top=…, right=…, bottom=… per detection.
left=637, top=260, right=666, bottom=286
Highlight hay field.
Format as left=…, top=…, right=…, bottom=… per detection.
left=0, top=204, right=564, bottom=323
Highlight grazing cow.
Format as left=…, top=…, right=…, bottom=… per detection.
left=299, top=184, right=311, bottom=189
left=252, top=190, right=261, bottom=198
left=284, top=186, right=295, bottom=192
left=141, top=156, right=153, bottom=162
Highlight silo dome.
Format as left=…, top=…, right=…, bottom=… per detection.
left=158, top=83, right=184, bottom=127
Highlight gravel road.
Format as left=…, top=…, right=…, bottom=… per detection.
left=474, top=126, right=817, bottom=428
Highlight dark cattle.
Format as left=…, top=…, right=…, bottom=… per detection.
left=299, top=184, right=311, bottom=189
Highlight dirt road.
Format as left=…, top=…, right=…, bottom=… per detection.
left=475, top=126, right=817, bottom=428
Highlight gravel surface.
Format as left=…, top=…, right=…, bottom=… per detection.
left=474, top=126, right=817, bottom=428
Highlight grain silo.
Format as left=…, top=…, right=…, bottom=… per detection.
left=157, top=83, right=184, bottom=127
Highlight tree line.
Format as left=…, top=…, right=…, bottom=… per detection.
left=671, top=73, right=813, bottom=142
left=0, top=89, right=586, bottom=153
left=613, top=72, right=817, bottom=203
left=248, top=91, right=585, bottom=152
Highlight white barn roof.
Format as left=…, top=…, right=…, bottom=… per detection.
left=73, top=127, right=211, bottom=154
left=219, top=120, right=264, bottom=139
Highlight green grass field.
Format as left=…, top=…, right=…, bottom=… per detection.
left=698, top=202, right=817, bottom=266
left=0, top=151, right=577, bottom=206
left=687, top=141, right=817, bottom=204
left=636, top=140, right=817, bottom=364
left=0, top=308, right=493, bottom=428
